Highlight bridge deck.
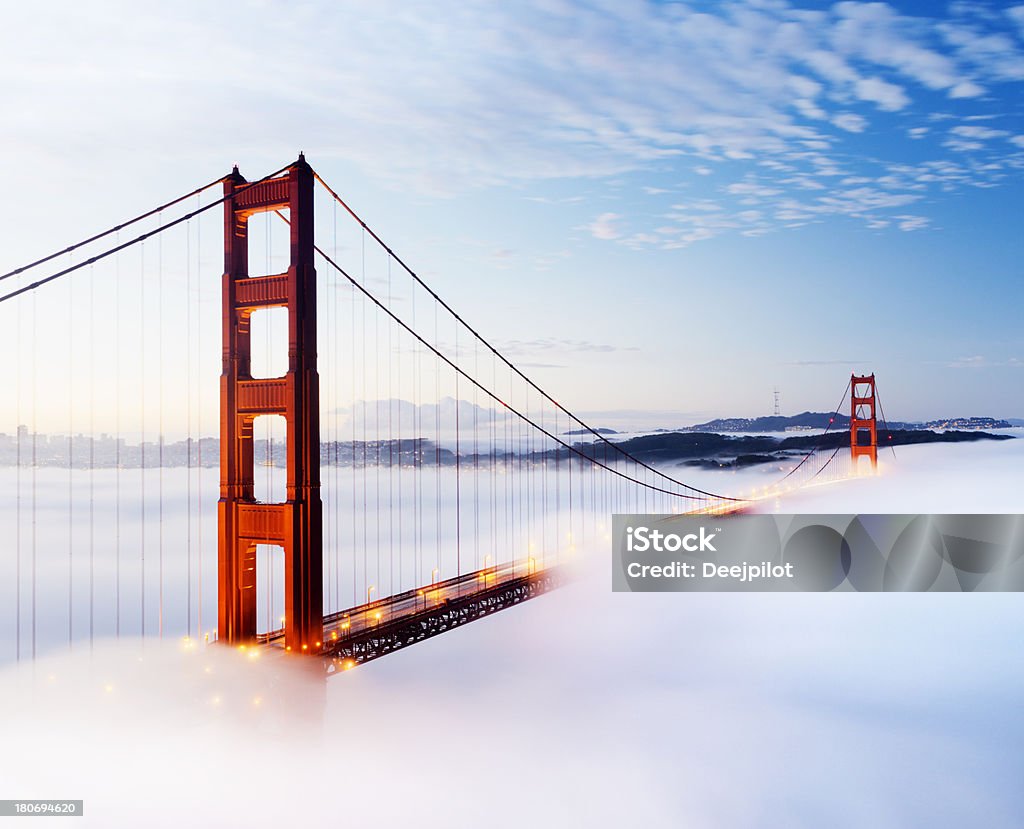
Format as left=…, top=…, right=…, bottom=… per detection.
left=257, top=561, right=567, bottom=671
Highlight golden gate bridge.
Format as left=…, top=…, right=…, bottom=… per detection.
left=0, top=156, right=889, bottom=672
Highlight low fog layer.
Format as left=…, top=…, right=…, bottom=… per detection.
left=2, top=561, right=1022, bottom=827
left=1, top=437, right=1021, bottom=826
left=753, top=433, right=1024, bottom=514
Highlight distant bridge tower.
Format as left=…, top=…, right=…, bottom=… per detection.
left=218, top=155, right=323, bottom=653
left=850, top=373, right=878, bottom=472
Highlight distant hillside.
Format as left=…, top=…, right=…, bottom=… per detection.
left=921, top=417, right=1013, bottom=430
left=682, top=412, right=1011, bottom=432
left=682, top=411, right=855, bottom=432
left=586, top=428, right=1013, bottom=470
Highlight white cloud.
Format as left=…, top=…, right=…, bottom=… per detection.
left=794, top=98, right=828, bottom=120
left=948, top=355, right=985, bottom=368
left=896, top=214, right=930, bottom=231
left=1009, top=6, right=1024, bottom=35
left=949, top=79, right=987, bottom=97
left=727, top=180, right=783, bottom=199
left=833, top=2, right=970, bottom=93
left=832, top=112, right=868, bottom=133
left=782, top=174, right=827, bottom=190
left=1, top=0, right=1020, bottom=195
left=586, top=212, right=622, bottom=240
left=854, top=76, right=912, bottom=111
left=951, top=124, right=1010, bottom=139
left=944, top=137, right=985, bottom=152
left=948, top=355, right=1024, bottom=368
left=940, top=22, right=1024, bottom=82
left=1, top=0, right=1022, bottom=253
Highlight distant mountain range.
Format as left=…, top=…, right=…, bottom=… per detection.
left=596, top=428, right=1013, bottom=470
left=678, top=411, right=1014, bottom=433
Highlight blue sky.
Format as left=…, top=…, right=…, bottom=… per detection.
left=0, top=0, right=1022, bottom=427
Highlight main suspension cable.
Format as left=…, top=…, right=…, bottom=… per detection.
left=0, top=176, right=227, bottom=285
left=313, top=244, right=738, bottom=503
left=312, top=171, right=739, bottom=502
left=778, top=378, right=852, bottom=482
left=874, top=384, right=898, bottom=460
left=0, top=166, right=292, bottom=306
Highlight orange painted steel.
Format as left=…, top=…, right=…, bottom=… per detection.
left=850, top=373, right=878, bottom=472
left=218, top=156, right=323, bottom=653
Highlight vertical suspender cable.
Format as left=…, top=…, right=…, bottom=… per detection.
left=67, top=255, right=74, bottom=648
left=140, top=242, right=146, bottom=639
left=388, top=255, right=395, bottom=595
left=490, top=350, right=496, bottom=572
left=186, top=217, right=193, bottom=639
left=333, top=202, right=341, bottom=610
left=265, top=214, right=273, bottom=631
left=89, top=263, right=95, bottom=649
left=324, top=218, right=333, bottom=616
left=115, top=235, right=121, bottom=638
left=15, top=272, right=22, bottom=662
left=373, top=237, right=381, bottom=602
left=557, top=404, right=562, bottom=561
left=394, top=256, right=403, bottom=595
left=473, top=336, right=479, bottom=575
left=158, top=217, right=164, bottom=639
left=31, top=288, right=37, bottom=660
left=362, top=232, right=369, bottom=601
left=351, top=244, right=357, bottom=607
left=455, top=325, right=461, bottom=589
left=413, top=288, right=421, bottom=589
left=434, top=299, right=441, bottom=581
left=196, top=198, right=203, bottom=641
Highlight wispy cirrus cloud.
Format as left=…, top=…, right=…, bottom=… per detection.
left=948, top=355, right=1024, bottom=369
left=782, top=359, right=869, bottom=367
left=2, top=1, right=1023, bottom=251
left=584, top=213, right=623, bottom=241
left=496, top=338, right=638, bottom=357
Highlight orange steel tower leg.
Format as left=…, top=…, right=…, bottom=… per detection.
left=218, top=156, right=323, bottom=653
left=850, top=373, right=878, bottom=473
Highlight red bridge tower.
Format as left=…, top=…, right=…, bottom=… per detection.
left=850, top=373, right=878, bottom=472
left=218, top=156, right=323, bottom=653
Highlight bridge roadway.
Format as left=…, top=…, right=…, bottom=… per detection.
left=256, top=560, right=567, bottom=671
